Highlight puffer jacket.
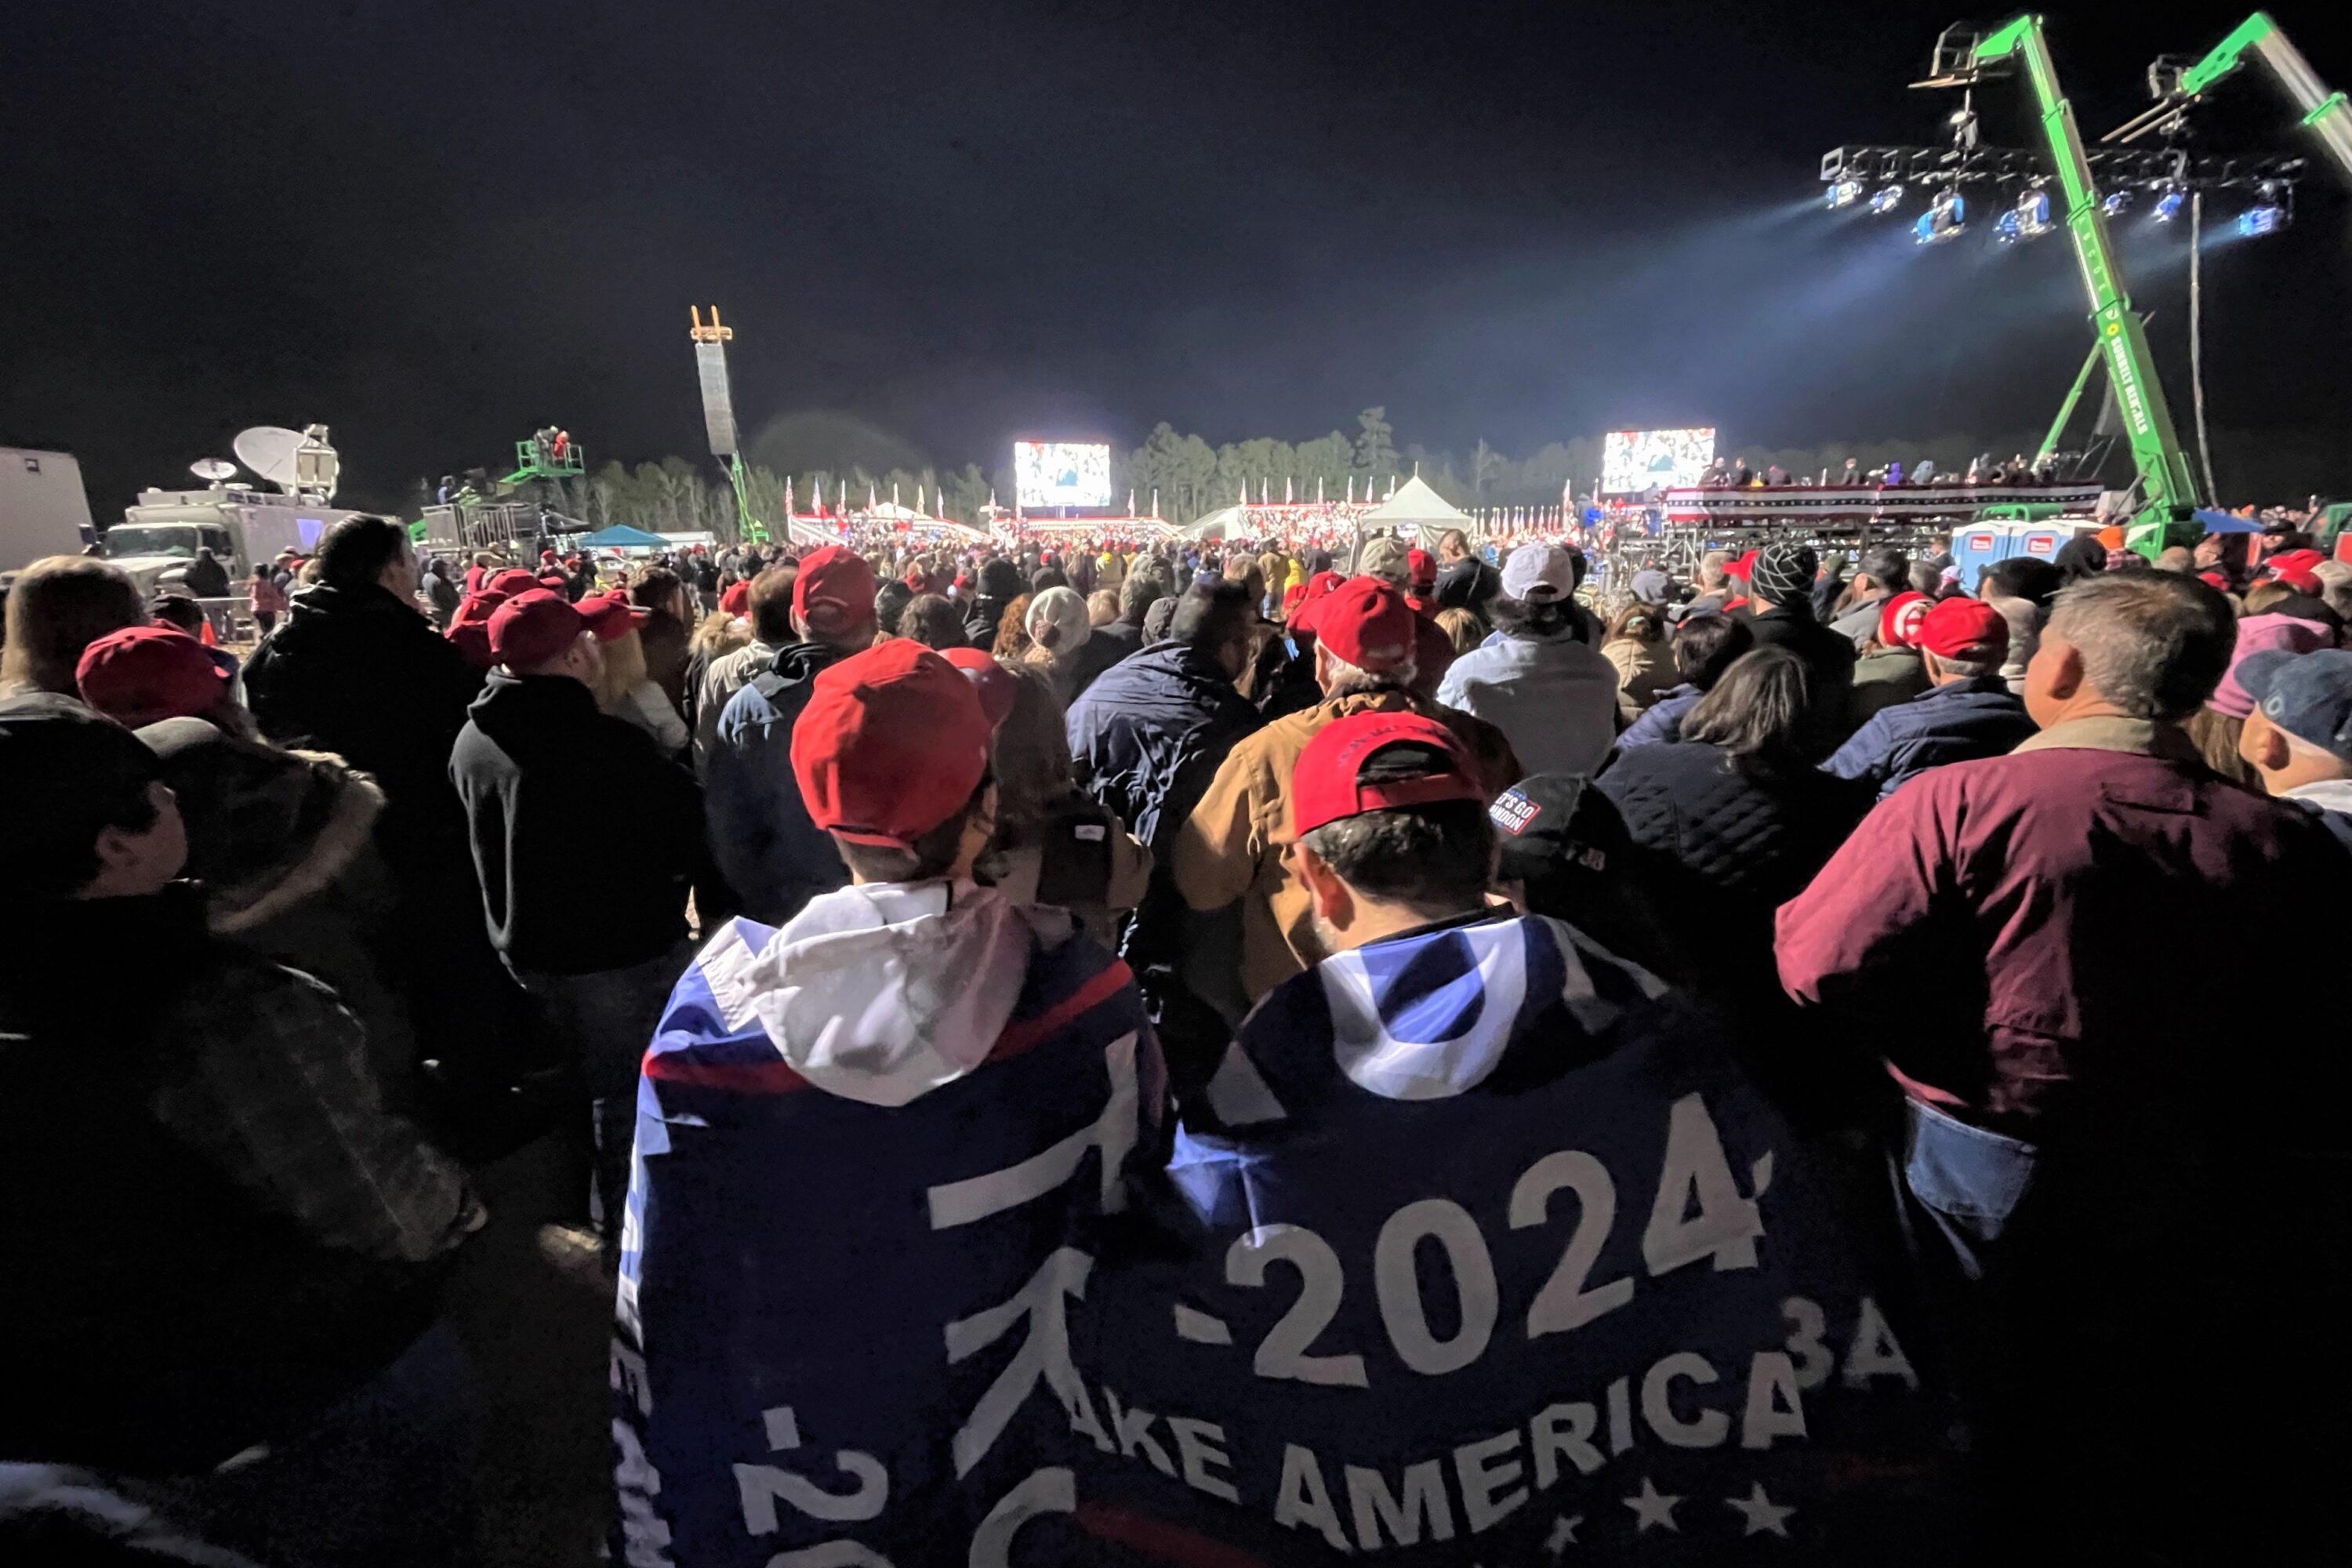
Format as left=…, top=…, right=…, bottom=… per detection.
left=705, top=641, right=851, bottom=925
left=1824, top=677, right=2038, bottom=800
left=1618, top=682, right=1701, bottom=750
left=1597, top=739, right=1869, bottom=1004
left=1065, top=642, right=1263, bottom=858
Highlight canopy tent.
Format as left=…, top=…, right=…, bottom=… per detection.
left=1354, top=474, right=1477, bottom=557
left=2190, top=509, right=2264, bottom=535
left=580, top=524, right=671, bottom=550
left=1180, top=505, right=1245, bottom=541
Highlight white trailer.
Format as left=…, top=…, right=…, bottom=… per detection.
left=0, top=447, right=96, bottom=571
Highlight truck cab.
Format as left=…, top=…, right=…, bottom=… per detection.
left=104, top=489, right=353, bottom=596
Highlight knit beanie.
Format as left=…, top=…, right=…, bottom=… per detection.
left=1750, top=544, right=1817, bottom=608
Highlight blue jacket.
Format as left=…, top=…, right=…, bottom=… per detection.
left=1064, top=641, right=1261, bottom=859
left=1618, top=682, right=1701, bottom=749
left=704, top=641, right=849, bottom=925
left=1824, top=676, right=2038, bottom=800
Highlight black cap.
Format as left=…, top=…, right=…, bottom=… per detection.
left=1490, top=774, right=1626, bottom=891
left=0, top=694, right=163, bottom=898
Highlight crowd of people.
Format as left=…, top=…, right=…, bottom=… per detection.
left=3, top=503, right=2349, bottom=1563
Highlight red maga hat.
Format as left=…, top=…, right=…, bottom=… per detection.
left=791, top=640, right=993, bottom=849
left=1290, top=710, right=1484, bottom=838
left=488, top=590, right=590, bottom=669
left=578, top=590, right=652, bottom=642
left=74, top=626, right=229, bottom=727
left=938, top=645, right=1020, bottom=730
left=1297, top=576, right=1416, bottom=673
left=1916, top=596, right=2009, bottom=662
left=795, top=544, right=880, bottom=635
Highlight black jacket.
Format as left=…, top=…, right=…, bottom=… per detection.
left=0, top=891, right=443, bottom=1474
left=182, top=552, right=230, bottom=598
left=245, top=581, right=484, bottom=842
left=1597, top=739, right=1869, bottom=1004
left=450, top=673, right=703, bottom=975
left=1436, top=557, right=1501, bottom=614
left=964, top=593, right=1019, bottom=650
left=1065, top=642, right=1263, bottom=859
left=1746, top=603, right=1861, bottom=733
left=702, top=641, right=851, bottom=926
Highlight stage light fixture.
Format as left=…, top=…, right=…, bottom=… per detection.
left=1870, top=183, right=1904, bottom=215
left=1828, top=178, right=1866, bottom=209
left=1915, top=189, right=1965, bottom=245
left=2013, top=187, right=2053, bottom=238
left=2153, top=188, right=2186, bottom=223
left=2237, top=181, right=2288, bottom=237
left=2100, top=189, right=2132, bottom=217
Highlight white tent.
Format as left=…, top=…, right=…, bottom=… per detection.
left=1357, top=475, right=1473, bottom=534
left=1180, top=505, right=1246, bottom=541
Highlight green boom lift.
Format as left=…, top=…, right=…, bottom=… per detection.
left=2107, top=12, right=2352, bottom=183
left=1950, top=16, right=2205, bottom=557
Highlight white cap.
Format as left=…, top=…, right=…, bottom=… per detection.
left=1501, top=543, right=1576, bottom=602
left=1025, top=586, right=1094, bottom=655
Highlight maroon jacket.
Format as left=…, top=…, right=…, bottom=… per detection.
left=1776, top=718, right=2348, bottom=1134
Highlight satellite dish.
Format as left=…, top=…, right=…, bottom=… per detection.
left=233, top=425, right=339, bottom=500
left=191, top=458, right=238, bottom=483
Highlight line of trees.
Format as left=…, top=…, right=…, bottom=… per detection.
left=419, top=410, right=2042, bottom=543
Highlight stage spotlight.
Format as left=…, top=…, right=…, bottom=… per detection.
left=1870, top=183, right=1905, bottom=215
left=2100, top=188, right=2132, bottom=217
left=2014, top=187, right=2053, bottom=238
left=1828, top=178, right=1866, bottom=210
left=2153, top=188, right=2186, bottom=223
left=1915, top=189, right=1965, bottom=245
left=2237, top=181, right=2288, bottom=237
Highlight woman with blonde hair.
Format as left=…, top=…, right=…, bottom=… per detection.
left=586, top=594, right=690, bottom=757
left=1600, top=601, right=1675, bottom=720
left=1021, top=586, right=1095, bottom=702
left=1434, top=606, right=1487, bottom=656
left=1, top=556, right=146, bottom=696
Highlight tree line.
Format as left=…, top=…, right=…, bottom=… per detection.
left=419, top=410, right=2042, bottom=542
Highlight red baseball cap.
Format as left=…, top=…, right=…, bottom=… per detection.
left=1290, top=711, right=1485, bottom=837
left=74, top=626, right=230, bottom=727
left=795, top=544, right=880, bottom=636
left=939, top=645, right=1019, bottom=730
left=1406, top=547, right=1437, bottom=590
left=720, top=580, right=752, bottom=616
left=1300, top=576, right=1416, bottom=673
left=1916, top=597, right=2009, bottom=662
left=579, top=590, right=651, bottom=642
left=2276, top=567, right=2323, bottom=596
left=1281, top=581, right=1310, bottom=615
left=791, top=641, right=993, bottom=848
left=1305, top=569, right=1345, bottom=601
left=488, top=590, right=591, bottom=668
left=1726, top=550, right=1760, bottom=580
left=1877, top=590, right=1931, bottom=650
left=2270, top=548, right=2325, bottom=576
left=485, top=568, right=540, bottom=597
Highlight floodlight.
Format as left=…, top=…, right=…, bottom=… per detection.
left=1828, top=178, right=1866, bottom=209
left=1870, top=183, right=1905, bottom=215
left=2100, top=188, right=2131, bottom=217
left=1915, top=188, right=1965, bottom=245
left=2153, top=188, right=2186, bottom=223
left=2014, top=187, right=2053, bottom=238
left=2236, top=182, right=2288, bottom=237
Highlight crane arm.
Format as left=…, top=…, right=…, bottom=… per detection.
left=1973, top=15, right=2201, bottom=553
left=2176, top=13, right=2352, bottom=180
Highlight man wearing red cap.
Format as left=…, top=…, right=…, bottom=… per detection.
left=704, top=545, right=881, bottom=924
left=1824, top=596, right=2034, bottom=800
left=74, top=625, right=241, bottom=731
left=695, top=561, right=801, bottom=763
left=1174, top=575, right=1519, bottom=1002
left=449, top=590, right=706, bottom=1245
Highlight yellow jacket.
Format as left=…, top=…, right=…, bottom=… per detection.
left=1172, top=688, right=1522, bottom=1000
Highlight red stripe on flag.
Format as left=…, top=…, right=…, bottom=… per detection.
left=641, top=1053, right=811, bottom=1094
left=986, top=960, right=1134, bottom=1063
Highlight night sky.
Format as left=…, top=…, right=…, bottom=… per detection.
left=7, top=0, right=2348, bottom=511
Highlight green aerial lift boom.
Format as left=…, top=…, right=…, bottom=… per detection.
left=2120, top=12, right=2352, bottom=181
left=1965, top=16, right=2205, bottom=556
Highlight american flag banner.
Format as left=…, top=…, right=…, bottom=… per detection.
left=615, top=899, right=1956, bottom=1566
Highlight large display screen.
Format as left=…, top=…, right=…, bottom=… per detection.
left=1014, top=441, right=1112, bottom=508
left=1602, top=427, right=1716, bottom=494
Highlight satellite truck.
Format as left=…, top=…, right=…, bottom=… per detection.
left=101, top=425, right=366, bottom=596
left=0, top=447, right=97, bottom=571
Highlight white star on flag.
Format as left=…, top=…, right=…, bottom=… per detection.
left=1545, top=1513, right=1582, bottom=1555
left=1623, top=1476, right=1682, bottom=1533
left=1725, top=1482, right=1795, bottom=1537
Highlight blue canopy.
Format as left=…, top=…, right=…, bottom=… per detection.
left=579, top=524, right=672, bottom=550
left=2192, top=509, right=2263, bottom=535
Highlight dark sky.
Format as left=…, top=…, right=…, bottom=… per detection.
left=7, top=0, right=2348, bottom=510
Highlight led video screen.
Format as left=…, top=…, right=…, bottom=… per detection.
left=1013, top=441, right=1113, bottom=508
left=1602, top=427, right=1717, bottom=494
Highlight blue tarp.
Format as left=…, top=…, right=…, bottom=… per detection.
left=580, top=524, right=672, bottom=550
left=2192, top=509, right=2264, bottom=535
